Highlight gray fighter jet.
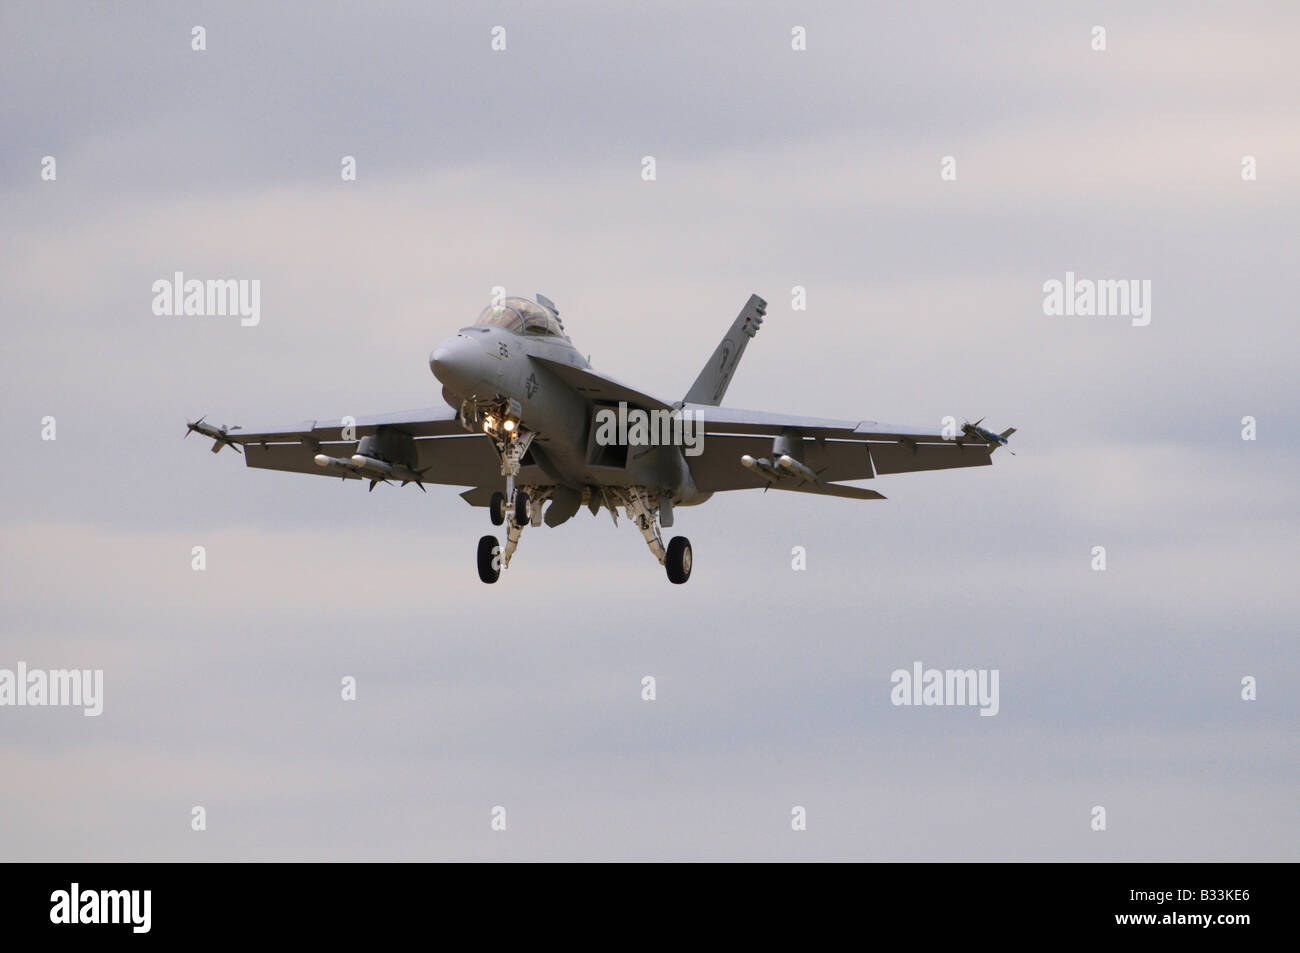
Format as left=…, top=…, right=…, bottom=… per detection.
left=189, top=293, right=1013, bottom=584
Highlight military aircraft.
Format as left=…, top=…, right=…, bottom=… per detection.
left=189, top=293, right=1013, bottom=584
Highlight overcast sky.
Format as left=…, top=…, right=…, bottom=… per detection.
left=1, top=1, right=1296, bottom=860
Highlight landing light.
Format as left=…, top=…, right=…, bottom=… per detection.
left=502, top=419, right=516, bottom=432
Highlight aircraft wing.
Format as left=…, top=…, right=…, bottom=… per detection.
left=192, top=406, right=535, bottom=490
left=222, top=406, right=465, bottom=443
left=686, top=404, right=995, bottom=494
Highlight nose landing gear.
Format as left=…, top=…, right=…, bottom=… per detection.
left=485, top=489, right=532, bottom=532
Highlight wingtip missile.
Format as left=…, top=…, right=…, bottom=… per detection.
left=960, top=418, right=1016, bottom=453
left=187, top=417, right=242, bottom=454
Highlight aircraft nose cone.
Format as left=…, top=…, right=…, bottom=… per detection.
left=430, top=336, right=479, bottom=393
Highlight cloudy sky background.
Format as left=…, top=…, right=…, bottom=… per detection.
left=2, top=1, right=1296, bottom=860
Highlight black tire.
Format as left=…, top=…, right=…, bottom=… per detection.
left=477, top=535, right=501, bottom=584
left=514, top=490, right=529, bottom=524
left=666, top=536, right=692, bottom=584
left=489, top=491, right=506, bottom=526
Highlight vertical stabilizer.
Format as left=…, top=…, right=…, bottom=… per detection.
left=683, top=294, right=766, bottom=406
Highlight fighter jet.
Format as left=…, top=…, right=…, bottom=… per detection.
left=189, top=293, right=1013, bottom=584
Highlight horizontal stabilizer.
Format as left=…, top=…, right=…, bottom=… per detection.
left=763, top=480, right=886, bottom=500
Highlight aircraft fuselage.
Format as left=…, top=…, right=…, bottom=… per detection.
left=430, top=325, right=700, bottom=504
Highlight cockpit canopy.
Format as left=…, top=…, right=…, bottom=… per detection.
left=475, top=297, right=564, bottom=337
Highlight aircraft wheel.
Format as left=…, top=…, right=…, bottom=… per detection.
left=489, top=491, right=506, bottom=526
left=477, top=535, right=501, bottom=584
left=666, top=536, right=692, bottom=584
left=514, top=491, right=530, bottom=524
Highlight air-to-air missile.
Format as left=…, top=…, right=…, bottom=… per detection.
left=185, top=417, right=243, bottom=454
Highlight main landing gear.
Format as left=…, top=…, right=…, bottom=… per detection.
left=598, top=486, right=693, bottom=585
left=477, top=534, right=501, bottom=584
left=666, top=536, right=692, bottom=584
left=477, top=484, right=693, bottom=585
left=477, top=487, right=547, bottom=585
